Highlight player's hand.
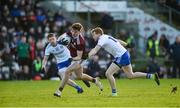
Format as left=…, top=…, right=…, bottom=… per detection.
left=82, top=52, right=89, bottom=59
left=58, top=38, right=69, bottom=46
left=88, top=50, right=95, bottom=58
left=41, top=67, right=47, bottom=73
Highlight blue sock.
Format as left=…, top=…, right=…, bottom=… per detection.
left=112, top=89, right=116, bottom=93
left=75, top=85, right=81, bottom=91
left=146, top=73, right=152, bottom=79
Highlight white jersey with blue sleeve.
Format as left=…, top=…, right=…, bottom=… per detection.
left=97, top=34, right=127, bottom=58
left=45, top=43, right=71, bottom=64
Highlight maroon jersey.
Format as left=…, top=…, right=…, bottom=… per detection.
left=66, top=32, right=86, bottom=58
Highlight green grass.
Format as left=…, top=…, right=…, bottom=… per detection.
left=0, top=79, right=180, bottom=107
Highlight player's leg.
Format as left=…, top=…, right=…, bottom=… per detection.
left=58, top=72, right=83, bottom=93
left=105, top=62, right=120, bottom=96
left=122, top=64, right=147, bottom=79
left=70, top=61, right=91, bottom=87
left=54, top=61, right=80, bottom=97
left=74, top=64, right=103, bottom=91
left=82, top=80, right=91, bottom=88
left=122, top=64, right=160, bottom=85
left=54, top=71, right=70, bottom=97
left=75, top=65, right=93, bottom=81
left=58, top=67, right=74, bottom=91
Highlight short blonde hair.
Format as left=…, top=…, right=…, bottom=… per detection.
left=91, top=27, right=104, bottom=35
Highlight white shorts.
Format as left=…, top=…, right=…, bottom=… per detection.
left=57, top=59, right=86, bottom=79
left=57, top=59, right=78, bottom=79
left=57, top=58, right=72, bottom=73
left=58, top=64, right=78, bottom=80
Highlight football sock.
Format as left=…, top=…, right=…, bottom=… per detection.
left=112, top=88, right=116, bottom=93
left=75, top=85, right=82, bottom=91
left=59, top=87, right=63, bottom=92
left=146, top=73, right=154, bottom=79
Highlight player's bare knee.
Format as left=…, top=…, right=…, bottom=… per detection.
left=127, top=74, right=134, bottom=79
left=75, top=74, right=82, bottom=80
left=77, top=74, right=83, bottom=80
left=65, top=71, right=71, bottom=76
left=76, top=65, right=81, bottom=70
left=66, top=68, right=74, bottom=73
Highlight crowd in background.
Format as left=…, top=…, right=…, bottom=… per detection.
left=0, top=0, right=70, bottom=80
left=145, top=31, right=180, bottom=78
left=0, top=0, right=180, bottom=80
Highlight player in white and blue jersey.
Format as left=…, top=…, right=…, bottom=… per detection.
left=42, top=33, right=83, bottom=97
left=88, top=27, right=160, bottom=96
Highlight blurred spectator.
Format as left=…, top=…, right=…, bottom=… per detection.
left=118, top=30, right=136, bottom=59
left=159, top=34, right=170, bottom=56
left=9, top=35, right=19, bottom=59
left=147, top=59, right=161, bottom=78
left=46, top=58, right=58, bottom=79
left=159, top=34, right=171, bottom=78
left=169, top=36, right=180, bottom=78
left=28, top=27, right=36, bottom=40
left=32, top=56, right=42, bottom=80
left=37, top=26, right=44, bottom=39
left=36, top=9, right=46, bottom=23
left=17, top=36, right=30, bottom=80
left=125, top=32, right=136, bottom=59
left=126, top=32, right=135, bottom=48
left=0, top=42, right=12, bottom=80
left=146, top=31, right=160, bottom=60
left=36, top=39, right=45, bottom=58
left=54, top=10, right=66, bottom=29
left=87, top=55, right=101, bottom=77
left=28, top=36, right=35, bottom=76
left=28, top=36, right=35, bottom=61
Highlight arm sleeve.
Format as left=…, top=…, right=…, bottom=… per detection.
left=45, top=47, right=50, bottom=56
left=97, top=37, right=106, bottom=47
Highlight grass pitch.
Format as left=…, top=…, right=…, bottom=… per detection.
left=0, top=79, right=180, bottom=107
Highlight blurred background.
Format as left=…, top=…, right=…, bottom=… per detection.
left=0, top=0, right=180, bottom=81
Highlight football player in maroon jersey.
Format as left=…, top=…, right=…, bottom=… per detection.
left=57, top=23, right=103, bottom=94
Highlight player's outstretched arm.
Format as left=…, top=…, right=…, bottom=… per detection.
left=88, top=45, right=101, bottom=58
left=118, top=39, right=127, bottom=47
left=118, top=39, right=135, bottom=48
left=42, top=55, right=49, bottom=73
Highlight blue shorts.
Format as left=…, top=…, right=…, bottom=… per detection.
left=113, top=51, right=131, bottom=67
left=57, top=58, right=72, bottom=70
